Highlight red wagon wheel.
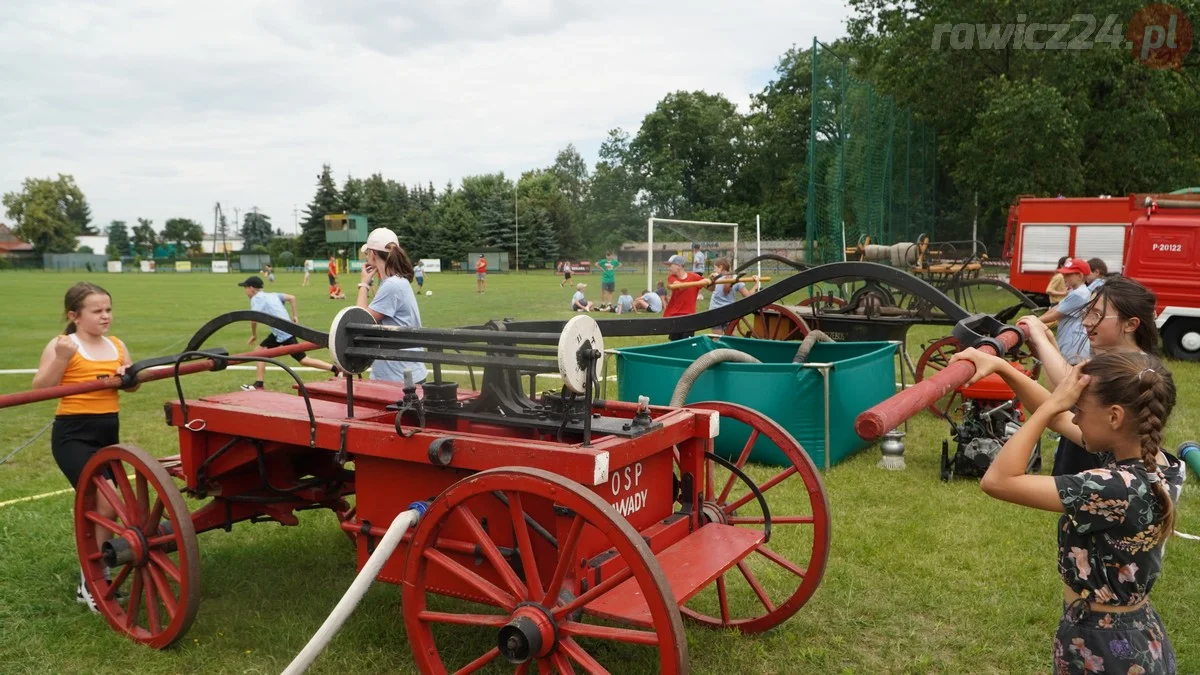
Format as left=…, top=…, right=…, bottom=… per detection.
left=75, top=444, right=200, bottom=649
left=914, top=336, right=965, bottom=421
left=915, top=336, right=1042, bottom=421
left=734, top=303, right=810, bottom=341
left=796, top=295, right=846, bottom=308
left=402, top=467, right=687, bottom=674
left=677, top=401, right=831, bottom=633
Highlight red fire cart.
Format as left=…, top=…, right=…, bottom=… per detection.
left=58, top=309, right=830, bottom=673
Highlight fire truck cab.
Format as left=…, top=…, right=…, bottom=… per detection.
left=1004, top=193, right=1200, bottom=361
left=1131, top=197, right=1200, bottom=360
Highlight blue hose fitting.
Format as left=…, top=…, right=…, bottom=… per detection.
left=406, top=501, right=429, bottom=522
left=1180, top=442, right=1200, bottom=481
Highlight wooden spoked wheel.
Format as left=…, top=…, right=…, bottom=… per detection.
left=675, top=401, right=831, bottom=633
left=734, top=303, right=810, bottom=341
left=915, top=336, right=1042, bottom=421
left=74, top=444, right=200, bottom=649
left=915, top=336, right=966, bottom=421
left=402, top=467, right=687, bottom=674
left=796, top=295, right=846, bottom=309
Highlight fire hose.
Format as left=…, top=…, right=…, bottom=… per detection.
left=281, top=502, right=427, bottom=675
left=0, top=340, right=322, bottom=410
left=854, top=318, right=1024, bottom=442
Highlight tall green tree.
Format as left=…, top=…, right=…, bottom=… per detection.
left=300, top=165, right=340, bottom=255
left=1, top=174, right=88, bottom=252
left=132, top=218, right=158, bottom=256
left=627, top=91, right=749, bottom=216
left=583, top=131, right=647, bottom=254
left=846, top=0, right=1200, bottom=239
left=340, top=176, right=365, bottom=214
left=432, top=192, right=479, bottom=265
left=479, top=192, right=516, bottom=260
left=105, top=220, right=130, bottom=258
left=161, top=218, right=206, bottom=255
left=241, top=210, right=274, bottom=250
left=67, top=197, right=96, bottom=236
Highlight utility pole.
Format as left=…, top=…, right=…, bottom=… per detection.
left=514, top=181, right=519, bottom=272
left=293, top=204, right=299, bottom=236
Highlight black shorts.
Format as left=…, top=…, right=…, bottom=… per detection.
left=52, top=413, right=119, bottom=488
left=564, top=271, right=572, bottom=280
left=327, top=272, right=336, bottom=286
left=602, top=281, right=615, bottom=293
left=261, top=334, right=307, bottom=362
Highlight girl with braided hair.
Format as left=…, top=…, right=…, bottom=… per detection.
left=951, top=348, right=1183, bottom=673
left=1019, top=275, right=1161, bottom=476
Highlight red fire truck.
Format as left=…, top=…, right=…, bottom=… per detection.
left=1003, top=193, right=1200, bottom=360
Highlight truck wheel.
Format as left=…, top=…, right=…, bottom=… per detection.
left=1164, top=318, right=1200, bottom=361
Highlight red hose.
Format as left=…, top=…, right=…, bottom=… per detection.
left=0, top=341, right=321, bottom=410
left=854, top=330, right=1024, bottom=442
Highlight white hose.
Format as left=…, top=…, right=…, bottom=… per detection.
left=282, top=505, right=424, bottom=675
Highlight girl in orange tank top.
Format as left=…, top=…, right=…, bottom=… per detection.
left=32, top=282, right=136, bottom=613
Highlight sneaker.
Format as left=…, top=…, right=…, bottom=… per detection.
left=76, top=580, right=100, bottom=614
left=240, top=383, right=263, bottom=391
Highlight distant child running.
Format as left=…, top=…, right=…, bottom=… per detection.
left=414, top=261, right=425, bottom=289
left=302, top=259, right=312, bottom=286
left=32, top=282, right=136, bottom=613
left=263, top=264, right=275, bottom=284
left=663, top=254, right=703, bottom=340
left=560, top=260, right=573, bottom=288
left=358, top=228, right=427, bottom=383
left=571, top=282, right=595, bottom=312
left=476, top=254, right=487, bottom=294
left=595, top=252, right=621, bottom=306
left=238, top=276, right=337, bottom=390
left=616, top=288, right=634, bottom=314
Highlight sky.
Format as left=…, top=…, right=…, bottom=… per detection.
left=0, top=0, right=847, bottom=237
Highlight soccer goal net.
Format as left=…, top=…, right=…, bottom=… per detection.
left=645, top=217, right=761, bottom=292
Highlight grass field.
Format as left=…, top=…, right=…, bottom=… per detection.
left=0, top=269, right=1196, bottom=674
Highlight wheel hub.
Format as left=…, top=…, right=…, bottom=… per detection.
left=102, top=527, right=150, bottom=568
left=1182, top=331, right=1200, bottom=352
left=497, top=603, right=558, bottom=664
left=700, top=500, right=728, bottom=526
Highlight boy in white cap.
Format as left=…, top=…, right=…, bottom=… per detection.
left=571, top=282, right=595, bottom=312
left=236, top=275, right=338, bottom=390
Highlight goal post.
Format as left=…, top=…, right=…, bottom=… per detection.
left=646, top=217, right=758, bottom=293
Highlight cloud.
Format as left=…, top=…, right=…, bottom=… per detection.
left=0, top=0, right=847, bottom=232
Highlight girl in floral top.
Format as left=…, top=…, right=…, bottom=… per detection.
left=951, top=349, right=1183, bottom=674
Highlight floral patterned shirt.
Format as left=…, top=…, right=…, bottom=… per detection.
left=1054, top=453, right=1184, bottom=606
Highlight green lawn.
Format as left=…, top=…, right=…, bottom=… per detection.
left=0, top=269, right=1196, bottom=674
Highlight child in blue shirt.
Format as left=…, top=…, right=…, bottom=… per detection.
left=238, top=276, right=337, bottom=390
left=616, top=288, right=634, bottom=314
left=634, top=289, right=663, bottom=313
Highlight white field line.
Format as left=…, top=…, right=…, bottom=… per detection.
left=0, top=487, right=74, bottom=508
left=0, top=473, right=141, bottom=509
left=0, top=367, right=616, bottom=380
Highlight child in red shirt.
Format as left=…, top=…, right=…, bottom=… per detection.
left=663, top=254, right=702, bottom=340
